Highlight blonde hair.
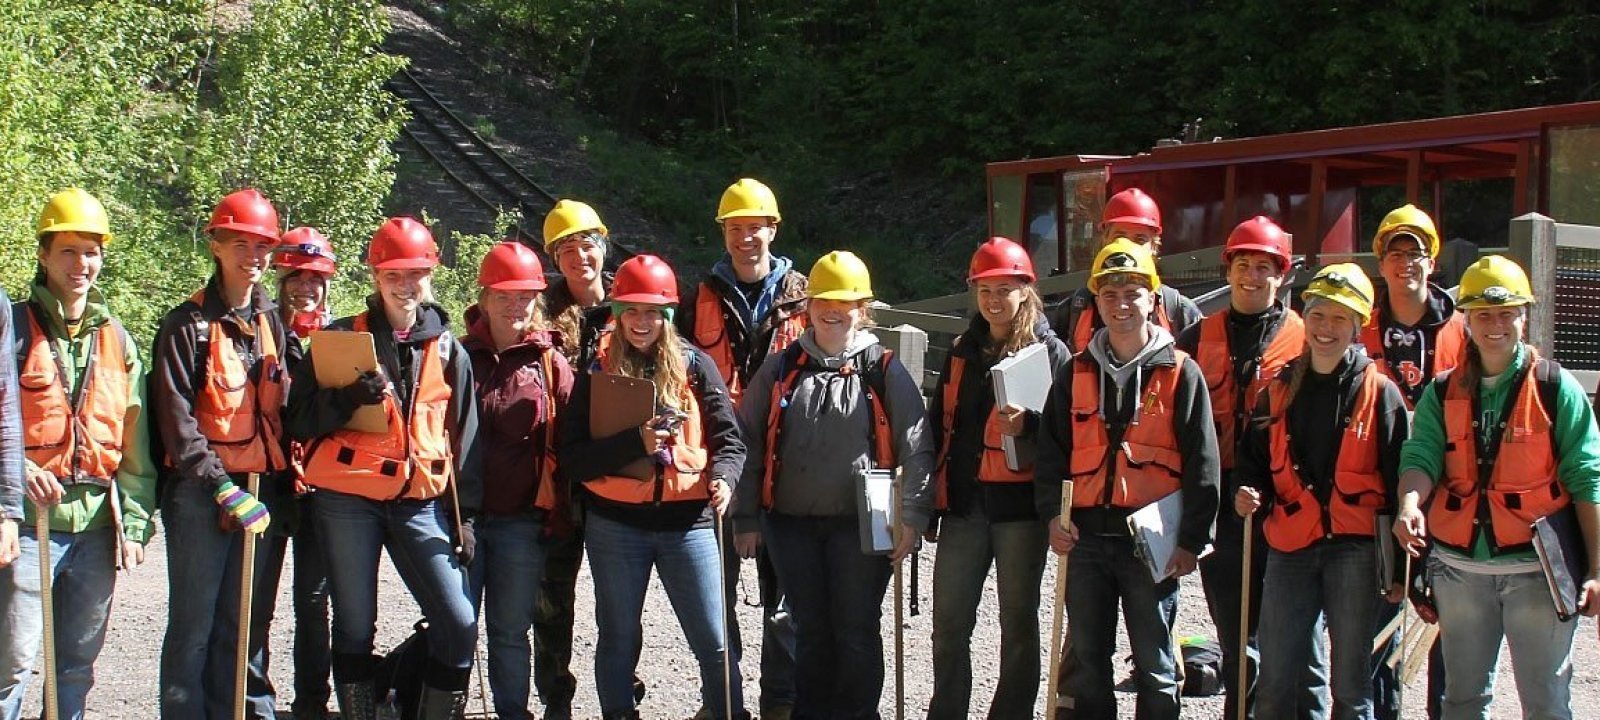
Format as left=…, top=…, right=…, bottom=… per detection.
left=604, top=319, right=691, bottom=410
left=476, top=287, right=549, bottom=332
left=981, top=285, right=1044, bottom=360
left=551, top=299, right=583, bottom=358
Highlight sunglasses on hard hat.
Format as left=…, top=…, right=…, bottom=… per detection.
left=1313, top=272, right=1371, bottom=304
left=277, top=242, right=336, bottom=261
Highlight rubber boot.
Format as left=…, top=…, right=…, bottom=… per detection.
left=335, top=682, right=378, bottom=720
left=414, top=684, right=468, bottom=720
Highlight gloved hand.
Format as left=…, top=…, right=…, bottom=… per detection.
left=343, top=369, right=388, bottom=406
left=213, top=480, right=271, bottom=534
left=455, top=516, right=476, bottom=567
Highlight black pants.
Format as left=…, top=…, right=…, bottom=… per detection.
left=291, top=502, right=333, bottom=714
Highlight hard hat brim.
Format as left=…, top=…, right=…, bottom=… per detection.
left=809, top=290, right=872, bottom=301
left=715, top=209, right=782, bottom=223
left=370, top=257, right=439, bottom=270
left=483, top=278, right=549, bottom=291
left=1224, top=244, right=1291, bottom=269
left=1103, top=215, right=1161, bottom=233
left=1374, top=228, right=1438, bottom=258
left=208, top=222, right=282, bottom=243
left=611, top=292, right=677, bottom=306
left=38, top=224, right=111, bottom=243
left=967, top=268, right=1036, bottom=284
left=274, top=257, right=336, bottom=275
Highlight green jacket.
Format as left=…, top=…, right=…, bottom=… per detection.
left=18, top=283, right=157, bottom=544
left=1400, top=342, right=1600, bottom=560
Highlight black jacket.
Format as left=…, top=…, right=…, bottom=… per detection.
left=930, top=313, right=1070, bottom=523
left=284, top=297, right=483, bottom=513
left=557, top=344, right=746, bottom=531
left=1235, top=349, right=1409, bottom=536
left=1033, top=342, right=1220, bottom=555
left=676, top=266, right=808, bottom=389
left=545, top=273, right=613, bottom=372
left=150, top=275, right=298, bottom=493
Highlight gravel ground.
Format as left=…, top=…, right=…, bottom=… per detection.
left=14, top=529, right=1598, bottom=718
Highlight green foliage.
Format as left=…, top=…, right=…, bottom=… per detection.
left=0, top=0, right=406, bottom=349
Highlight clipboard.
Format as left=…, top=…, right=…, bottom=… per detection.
left=590, top=373, right=657, bottom=481
left=990, top=343, right=1051, bottom=470
left=309, top=330, right=388, bottom=433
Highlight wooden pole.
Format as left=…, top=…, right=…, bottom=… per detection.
left=233, top=472, right=260, bottom=720
left=716, top=511, right=732, bottom=720
left=1236, top=513, right=1254, bottom=720
left=37, top=510, right=58, bottom=720
left=1396, top=554, right=1412, bottom=718
left=1046, top=480, right=1075, bottom=718
left=893, top=476, right=905, bottom=720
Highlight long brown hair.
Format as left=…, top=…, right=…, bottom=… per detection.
left=982, top=285, right=1044, bottom=360
left=604, top=319, right=691, bottom=410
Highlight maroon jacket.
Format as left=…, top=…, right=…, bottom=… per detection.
left=462, top=305, right=575, bottom=518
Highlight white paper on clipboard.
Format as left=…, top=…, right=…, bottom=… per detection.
left=989, top=343, right=1051, bottom=470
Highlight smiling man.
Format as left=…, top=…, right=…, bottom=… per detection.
left=1035, top=238, right=1218, bottom=719
left=0, top=189, right=155, bottom=720
left=679, top=177, right=806, bottom=720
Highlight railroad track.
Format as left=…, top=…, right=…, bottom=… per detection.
left=386, top=67, right=636, bottom=265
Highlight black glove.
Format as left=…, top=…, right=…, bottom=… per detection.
left=343, top=369, right=387, bottom=406
left=455, top=516, right=476, bottom=567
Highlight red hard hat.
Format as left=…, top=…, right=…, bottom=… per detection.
left=478, top=241, right=548, bottom=290
left=1224, top=216, right=1292, bottom=271
left=611, top=254, right=679, bottom=305
left=274, top=227, right=337, bottom=275
left=968, top=237, right=1036, bottom=283
left=1102, top=188, right=1162, bottom=233
left=366, top=217, right=439, bottom=270
left=206, top=189, right=281, bottom=243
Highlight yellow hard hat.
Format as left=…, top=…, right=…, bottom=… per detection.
left=1087, top=237, right=1161, bottom=293
left=543, top=199, right=608, bottom=250
left=37, top=188, right=112, bottom=243
left=1302, top=263, right=1375, bottom=326
left=808, top=250, right=873, bottom=301
left=1374, top=204, right=1440, bottom=258
left=1457, top=255, right=1534, bottom=309
left=715, top=178, right=781, bottom=223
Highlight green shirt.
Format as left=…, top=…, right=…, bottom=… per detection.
left=18, top=283, right=158, bottom=544
left=1400, top=343, right=1600, bottom=560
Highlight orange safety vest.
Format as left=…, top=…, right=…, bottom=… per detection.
left=761, top=345, right=896, bottom=509
left=1428, top=354, right=1568, bottom=554
left=188, top=290, right=287, bottom=474
left=1072, top=297, right=1174, bottom=355
left=582, top=350, right=712, bottom=505
left=693, top=282, right=807, bottom=402
left=532, top=349, right=559, bottom=511
left=931, top=346, right=1031, bottom=510
left=1261, top=363, right=1387, bottom=553
left=1067, top=352, right=1187, bottom=510
left=1195, top=310, right=1304, bottom=470
left=1359, top=313, right=1467, bottom=409
left=16, top=306, right=131, bottom=485
left=301, top=313, right=454, bottom=501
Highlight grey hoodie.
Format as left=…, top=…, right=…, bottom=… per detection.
left=735, top=327, right=934, bottom=534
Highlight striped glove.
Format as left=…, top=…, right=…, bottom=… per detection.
left=213, top=480, right=271, bottom=534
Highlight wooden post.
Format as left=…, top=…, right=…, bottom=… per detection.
left=37, top=511, right=58, bottom=720
left=233, top=472, right=260, bottom=720
left=1508, top=213, right=1557, bottom=356
left=1046, top=480, right=1076, bottom=718
left=1236, top=512, right=1254, bottom=720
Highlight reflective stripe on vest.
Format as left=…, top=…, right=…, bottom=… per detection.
left=1358, top=313, right=1467, bottom=410
left=1073, top=298, right=1173, bottom=356
left=1428, top=355, right=1567, bottom=554
left=1195, top=310, right=1304, bottom=470
left=582, top=375, right=711, bottom=505
left=693, top=282, right=806, bottom=404
left=189, top=290, right=287, bottom=473
left=18, top=307, right=130, bottom=485
left=761, top=348, right=895, bottom=509
left=1262, top=363, right=1386, bottom=553
left=931, top=349, right=1030, bottom=510
left=1066, top=352, right=1187, bottom=510
left=301, top=313, right=454, bottom=500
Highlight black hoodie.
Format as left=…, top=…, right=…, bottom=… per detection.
left=285, top=296, right=483, bottom=513
left=929, top=313, right=1071, bottom=522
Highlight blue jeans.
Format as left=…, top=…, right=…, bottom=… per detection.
left=0, top=525, right=117, bottom=720
left=762, top=513, right=892, bottom=720
left=312, top=491, right=476, bottom=680
left=1200, top=512, right=1330, bottom=720
left=158, top=477, right=286, bottom=720
left=721, top=532, right=796, bottom=710
left=1257, top=542, right=1382, bottom=720
left=1060, top=533, right=1180, bottom=720
left=466, top=512, right=549, bottom=718
left=1429, top=557, right=1576, bottom=720
left=585, top=512, right=740, bottom=716
left=292, top=502, right=332, bottom=715
left=927, top=514, right=1047, bottom=720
